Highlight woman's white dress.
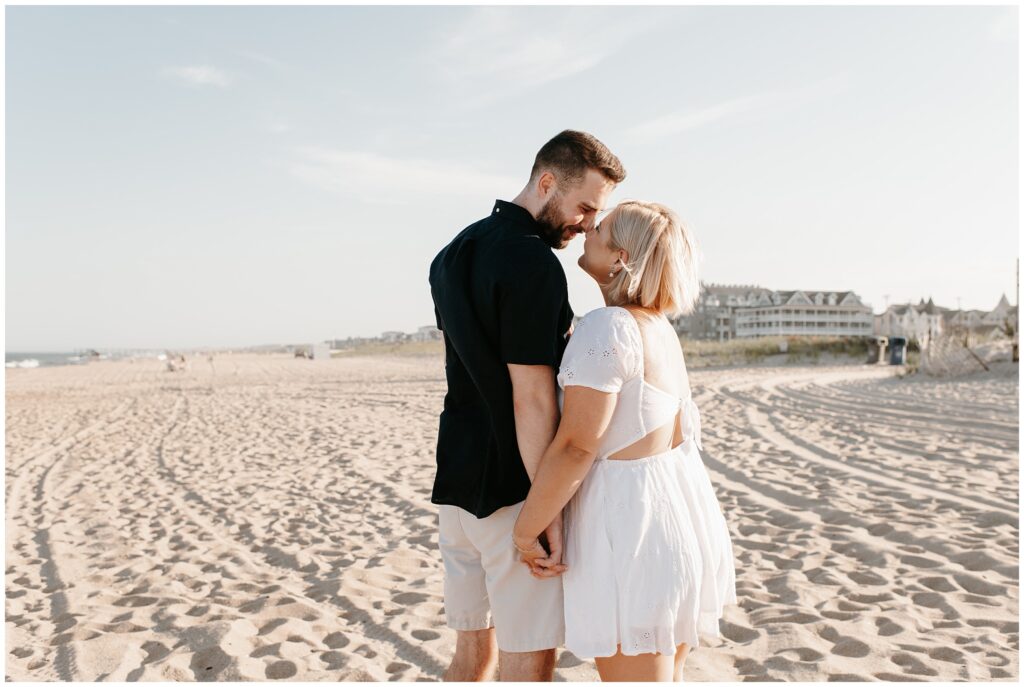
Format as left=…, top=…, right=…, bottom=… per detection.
left=556, top=306, right=738, bottom=659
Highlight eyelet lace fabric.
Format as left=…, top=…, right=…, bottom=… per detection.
left=555, top=306, right=738, bottom=659
left=557, top=308, right=640, bottom=395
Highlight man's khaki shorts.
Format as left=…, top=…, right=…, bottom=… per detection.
left=438, top=501, right=565, bottom=653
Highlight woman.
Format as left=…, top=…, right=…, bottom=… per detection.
left=512, top=200, right=738, bottom=681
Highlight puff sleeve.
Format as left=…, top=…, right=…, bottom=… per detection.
left=556, top=308, right=641, bottom=393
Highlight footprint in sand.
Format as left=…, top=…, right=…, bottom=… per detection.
left=891, top=651, right=939, bottom=676
left=392, top=591, right=429, bottom=604
left=927, top=646, right=966, bottom=664
left=324, top=631, right=350, bottom=649
left=899, top=554, right=944, bottom=569
left=818, top=626, right=870, bottom=658
left=952, top=573, right=1004, bottom=597
left=874, top=617, right=905, bottom=636
left=919, top=576, right=957, bottom=592
left=319, top=651, right=348, bottom=669
left=265, top=660, right=297, bottom=679
left=911, top=592, right=952, bottom=611
left=775, top=647, right=825, bottom=662
left=411, top=629, right=440, bottom=641
left=846, top=570, right=887, bottom=586
left=720, top=620, right=759, bottom=644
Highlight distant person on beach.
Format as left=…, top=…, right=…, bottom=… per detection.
left=429, top=130, right=622, bottom=681
left=511, top=201, right=738, bottom=681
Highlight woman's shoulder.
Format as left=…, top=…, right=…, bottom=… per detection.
left=560, top=307, right=643, bottom=386
left=577, top=306, right=639, bottom=329
left=572, top=307, right=643, bottom=349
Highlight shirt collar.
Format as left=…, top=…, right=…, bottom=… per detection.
left=492, top=199, right=539, bottom=232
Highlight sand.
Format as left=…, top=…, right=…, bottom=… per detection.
left=4, top=353, right=1019, bottom=681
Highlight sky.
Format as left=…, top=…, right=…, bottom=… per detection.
left=5, top=4, right=1019, bottom=351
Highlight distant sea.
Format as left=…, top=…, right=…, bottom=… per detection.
left=5, top=352, right=89, bottom=369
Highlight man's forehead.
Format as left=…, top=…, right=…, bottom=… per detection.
left=571, top=170, right=615, bottom=208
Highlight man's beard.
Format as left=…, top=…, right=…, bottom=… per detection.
left=534, top=194, right=580, bottom=249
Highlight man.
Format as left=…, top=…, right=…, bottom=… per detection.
left=428, top=130, right=625, bottom=681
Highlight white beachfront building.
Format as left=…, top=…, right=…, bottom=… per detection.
left=671, top=284, right=873, bottom=340
left=734, top=290, right=873, bottom=338
left=874, top=298, right=947, bottom=342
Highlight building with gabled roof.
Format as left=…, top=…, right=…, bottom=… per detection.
left=874, top=294, right=1017, bottom=344
left=734, top=289, right=873, bottom=339
left=672, top=283, right=873, bottom=340
left=875, top=296, right=949, bottom=342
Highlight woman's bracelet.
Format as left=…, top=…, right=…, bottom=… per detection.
left=512, top=535, right=536, bottom=554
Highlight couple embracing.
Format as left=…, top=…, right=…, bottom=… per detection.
left=428, top=130, right=737, bottom=682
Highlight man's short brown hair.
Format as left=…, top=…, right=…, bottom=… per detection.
left=530, top=130, right=626, bottom=187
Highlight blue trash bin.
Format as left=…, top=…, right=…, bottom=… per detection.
left=889, top=336, right=907, bottom=365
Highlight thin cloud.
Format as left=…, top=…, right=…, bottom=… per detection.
left=627, top=94, right=768, bottom=140
left=287, top=147, right=521, bottom=204
left=163, top=65, right=230, bottom=87
left=626, top=74, right=847, bottom=141
left=431, top=6, right=665, bottom=108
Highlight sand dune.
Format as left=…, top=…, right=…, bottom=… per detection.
left=5, top=354, right=1018, bottom=681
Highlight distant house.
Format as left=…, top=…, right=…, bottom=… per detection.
left=875, top=297, right=947, bottom=343
left=410, top=325, right=442, bottom=342
left=875, top=294, right=1017, bottom=345
left=380, top=331, right=405, bottom=343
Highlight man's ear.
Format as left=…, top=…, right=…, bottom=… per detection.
left=536, top=170, right=556, bottom=199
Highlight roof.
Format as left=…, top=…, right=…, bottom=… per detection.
left=701, top=282, right=769, bottom=296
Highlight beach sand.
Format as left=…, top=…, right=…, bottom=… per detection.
left=5, top=353, right=1019, bottom=681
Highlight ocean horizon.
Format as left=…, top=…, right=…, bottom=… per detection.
left=6, top=351, right=91, bottom=369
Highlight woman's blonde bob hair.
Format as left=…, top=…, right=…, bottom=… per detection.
left=601, top=200, right=701, bottom=318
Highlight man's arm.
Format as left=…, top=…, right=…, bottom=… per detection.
left=506, top=363, right=559, bottom=480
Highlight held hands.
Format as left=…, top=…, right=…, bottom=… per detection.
left=512, top=511, right=568, bottom=579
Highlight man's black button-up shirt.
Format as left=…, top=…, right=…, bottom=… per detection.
left=428, top=199, right=574, bottom=518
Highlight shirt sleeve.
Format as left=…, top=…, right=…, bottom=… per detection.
left=497, top=258, right=570, bottom=366
left=557, top=308, right=640, bottom=393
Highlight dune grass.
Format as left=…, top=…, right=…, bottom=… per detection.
left=339, top=334, right=872, bottom=367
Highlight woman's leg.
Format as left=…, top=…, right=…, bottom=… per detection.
left=673, top=643, right=691, bottom=681
left=594, top=645, right=675, bottom=682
